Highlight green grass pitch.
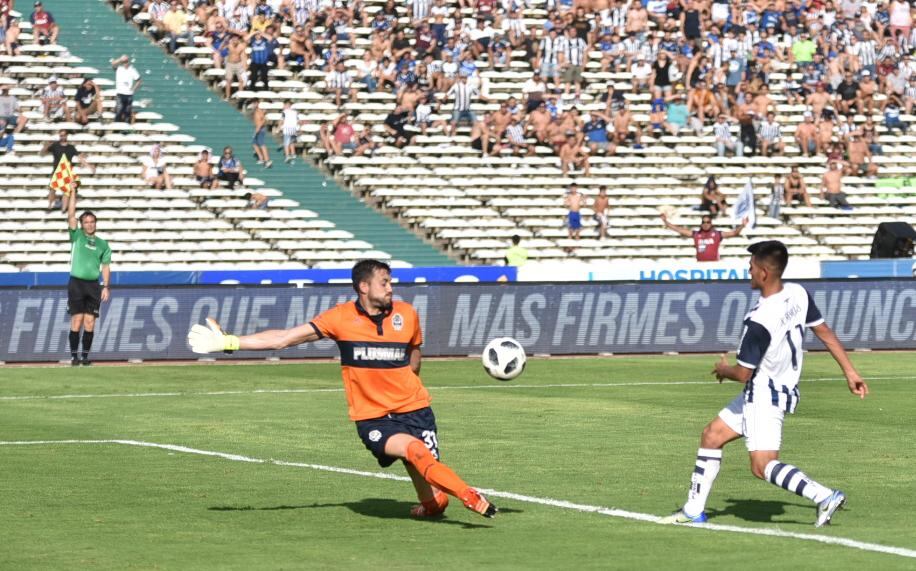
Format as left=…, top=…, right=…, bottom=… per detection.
left=1, top=353, right=914, bottom=570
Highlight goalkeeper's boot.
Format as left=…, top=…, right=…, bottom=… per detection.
left=815, top=490, right=846, bottom=528
left=410, top=491, right=449, bottom=518
left=461, top=488, right=497, bottom=518
left=660, top=509, right=708, bottom=524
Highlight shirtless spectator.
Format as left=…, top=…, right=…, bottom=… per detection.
left=527, top=101, right=552, bottom=143
left=751, top=84, right=773, bottom=116
left=859, top=71, right=879, bottom=115
left=195, top=149, right=218, bottom=189
left=795, top=112, right=818, bottom=156
left=784, top=166, right=812, bottom=207
left=564, top=183, right=584, bottom=242
left=846, top=135, right=878, bottom=177
left=522, top=72, right=547, bottom=113
left=687, top=80, right=718, bottom=124
left=612, top=104, right=642, bottom=148
left=243, top=191, right=269, bottom=209
left=223, top=36, right=248, bottom=99
left=559, top=132, right=590, bottom=176
left=821, top=161, right=852, bottom=209
left=592, top=186, right=610, bottom=239
left=816, top=111, right=835, bottom=155
left=469, top=115, right=498, bottom=157
left=806, top=83, right=831, bottom=118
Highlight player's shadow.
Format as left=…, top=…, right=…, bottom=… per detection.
left=707, top=498, right=809, bottom=524
left=210, top=498, right=514, bottom=529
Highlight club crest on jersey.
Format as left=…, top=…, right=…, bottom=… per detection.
left=369, top=430, right=382, bottom=442
left=392, top=313, right=404, bottom=331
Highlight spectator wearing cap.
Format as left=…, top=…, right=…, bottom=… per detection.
left=583, top=110, right=614, bottom=155
left=30, top=1, right=58, bottom=45
left=630, top=55, right=652, bottom=93
left=111, top=55, right=141, bottom=123
left=0, top=85, right=28, bottom=133
left=40, top=76, right=70, bottom=122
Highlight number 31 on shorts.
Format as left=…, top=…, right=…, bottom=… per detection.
left=421, top=430, right=439, bottom=459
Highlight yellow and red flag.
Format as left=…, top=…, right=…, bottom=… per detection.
left=49, top=155, right=79, bottom=195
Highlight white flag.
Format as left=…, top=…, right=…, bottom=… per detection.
left=733, top=179, right=757, bottom=229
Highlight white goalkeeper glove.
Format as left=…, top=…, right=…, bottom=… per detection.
left=187, top=317, right=241, bottom=354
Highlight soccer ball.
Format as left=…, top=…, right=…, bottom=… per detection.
left=482, top=337, right=527, bottom=381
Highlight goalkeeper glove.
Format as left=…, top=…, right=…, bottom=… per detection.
left=187, top=318, right=241, bottom=354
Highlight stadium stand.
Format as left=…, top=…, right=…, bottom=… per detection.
left=105, top=0, right=916, bottom=264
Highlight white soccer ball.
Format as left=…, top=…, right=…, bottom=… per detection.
left=482, top=337, right=527, bottom=381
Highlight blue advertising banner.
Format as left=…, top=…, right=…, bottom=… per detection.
left=0, top=266, right=515, bottom=288
left=821, top=259, right=915, bottom=278
left=1, top=280, right=913, bottom=362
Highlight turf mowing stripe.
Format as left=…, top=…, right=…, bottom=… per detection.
left=1, top=439, right=914, bottom=560
left=0, top=375, right=910, bottom=402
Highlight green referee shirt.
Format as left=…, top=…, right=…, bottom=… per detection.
left=69, top=228, right=112, bottom=281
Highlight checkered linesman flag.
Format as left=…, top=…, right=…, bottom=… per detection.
left=49, top=155, right=78, bottom=195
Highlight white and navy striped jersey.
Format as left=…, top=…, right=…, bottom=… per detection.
left=282, top=108, right=299, bottom=135
left=506, top=122, right=525, bottom=144
left=410, top=0, right=432, bottom=20
left=713, top=121, right=733, bottom=141
left=758, top=119, right=781, bottom=141
left=540, top=35, right=561, bottom=64
left=326, top=70, right=351, bottom=89
left=737, top=283, right=824, bottom=413
left=559, top=36, right=587, bottom=66
left=447, top=81, right=478, bottom=110
left=852, top=39, right=877, bottom=67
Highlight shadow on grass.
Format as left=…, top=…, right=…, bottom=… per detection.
left=707, top=498, right=810, bottom=524
left=210, top=498, right=522, bottom=528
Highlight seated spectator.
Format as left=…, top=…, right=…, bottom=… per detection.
left=583, top=110, right=614, bottom=154
left=713, top=115, right=743, bottom=157
left=0, top=118, right=14, bottom=154
left=74, top=78, right=102, bottom=126
left=687, top=80, right=718, bottom=124
left=140, top=144, right=173, bottom=190
left=757, top=111, right=784, bottom=156
left=504, top=116, right=534, bottom=156
left=834, top=71, right=860, bottom=115
left=41, top=77, right=70, bottom=122
left=795, top=112, right=818, bottom=157
left=821, top=161, right=853, bottom=210
left=325, top=61, right=357, bottom=107
left=162, top=2, right=194, bottom=54
left=559, top=131, right=590, bottom=175
left=384, top=105, right=415, bottom=148
left=612, top=103, right=642, bottom=148
left=700, top=176, right=727, bottom=217
left=469, top=115, right=498, bottom=157
left=846, top=135, right=879, bottom=177
left=243, top=191, right=269, bottom=210
left=785, top=166, right=812, bottom=207
left=217, top=146, right=244, bottom=189
left=884, top=98, right=909, bottom=135
left=3, top=16, right=22, bottom=55
left=30, top=1, right=59, bottom=45
left=664, top=92, right=695, bottom=135
left=195, top=149, right=218, bottom=189
left=0, top=85, right=28, bottom=133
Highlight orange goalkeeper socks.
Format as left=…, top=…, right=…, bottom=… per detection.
left=406, top=440, right=470, bottom=500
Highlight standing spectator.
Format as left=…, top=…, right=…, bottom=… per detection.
left=714, top=115, right=743, bottom=157
left=564, top=183, right=583, bottom=241
left=195, top=149, right=218, bottom=189
left=522, top=72, right=547, bottom=113
left=821, top=161, right=853, bottom=210
left=504, top=235, right=528, bottom=267
left=447, top=75, right=478, bottom=136
left=757, top=111, right=784, bottom=156
left=247, top=29, right=271, bottom=91
left=0, top=118, right=13, bottom=154
left=281, top=100, right=299, bottom=164
left=30, top=1, right=59, bottom=45
left=140, top=144, right=173, bottom=190
left=251, top=99, right=272, bottom=168
left=42, top=130, right=93, bottom=211
left=660, top=213, right=747, bottom=262
left=40, top=76, right=70, bottom=122
left=74, top=78, right=102, bottom=126
left=538, top=28, right=561, bottom=85
left=785, top=166, right=812, bottom=207
left=111, top=55, right=141, bottom=124
left=559, top=27, right=587, bottom=101
left=66, top=188, right=112, bottom=367
left=325, top=61, right=356, bottom=107
left=217, top=146, right=244, bottom=189
left=223, top=35, right=248, bottom=99
left=592, top=186, right=610, bottom=239
left=768, top=173, right=784, bottom=219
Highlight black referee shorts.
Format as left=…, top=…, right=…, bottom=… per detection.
left=67, top=277, right=101, bottom=317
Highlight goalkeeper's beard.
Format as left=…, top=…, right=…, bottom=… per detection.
left=368, top=295, right=393, bottom=314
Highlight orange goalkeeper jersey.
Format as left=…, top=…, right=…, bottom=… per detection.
left=310, top=300, right=431, bottom=421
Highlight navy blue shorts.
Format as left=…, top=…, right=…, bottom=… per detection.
left=355, top=407, right=440, bottom=468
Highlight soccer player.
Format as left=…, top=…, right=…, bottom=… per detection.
left=67, top=187, right=112, bottom=366
left=662, top=241, right=868, bottom=527
left=187, top=260, right=497, bottom=519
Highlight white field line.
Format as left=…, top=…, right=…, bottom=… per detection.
left=0, top=375, right=912, bottom=402
left=0, top=439, right=914, bottom=560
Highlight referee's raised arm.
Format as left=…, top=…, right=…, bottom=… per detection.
left=67, top=182, right=77, bottom=230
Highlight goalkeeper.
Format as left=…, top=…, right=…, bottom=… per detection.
left=188, top=259, right=497, bottom=519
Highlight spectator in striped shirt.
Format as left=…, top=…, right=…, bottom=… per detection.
left=447, top=75, right=479, bottom=136
left=757, top=111, right=784, bottom=156
left=326, top=61, right=357, bottom=107
left=41, top=77, right=70, bottom=122
left=559, top=27, right=587, bottom=100
left=504, top=116, right=534, bottom=155
left=713, top=114, right=743, bottom=157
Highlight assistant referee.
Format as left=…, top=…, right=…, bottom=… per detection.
left=67, top=186, right=112, bottom=366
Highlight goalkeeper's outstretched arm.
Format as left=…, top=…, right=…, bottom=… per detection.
left=188, top=318, right=321, bottom=354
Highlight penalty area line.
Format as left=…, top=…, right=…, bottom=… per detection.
left=0, top=375, right=912, bottom=402
left=0, top=439, right=914, bottom=560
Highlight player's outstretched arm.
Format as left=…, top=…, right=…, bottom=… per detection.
left=188, top=318, right=321, bottom=354
left=811, top=322, right=869, bottom=399
left=711, top=353, right=754, bottom=384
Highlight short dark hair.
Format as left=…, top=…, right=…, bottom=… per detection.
left=79, top=210, right=96, bottom=224
left=351, top=259, right=391, bottom=293
left=511, top=234, right=521, bottom=245
left=748, top=240, right=788, bottom=276
left=242, top=192, right=252, bottom=200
